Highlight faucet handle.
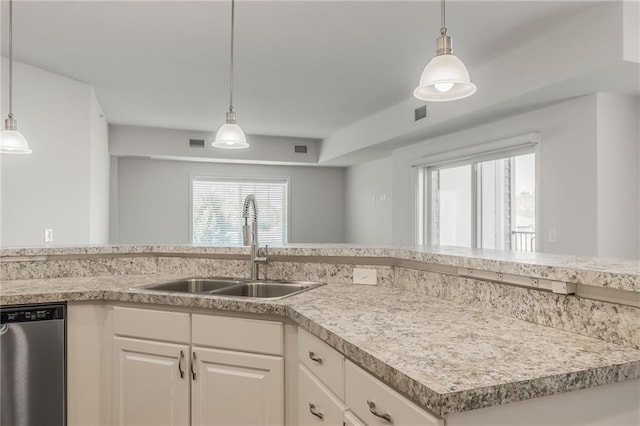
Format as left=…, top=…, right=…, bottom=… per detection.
left=256, top=245, right=269, bottom=262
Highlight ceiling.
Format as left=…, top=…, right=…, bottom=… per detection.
left=0, top=1, right=596, bottom=140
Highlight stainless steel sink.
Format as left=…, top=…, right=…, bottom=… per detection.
left=210, top=281, right=324, bottom=299
left=138, top=278, right=244, bottom=294
left=136, top=277, right=325, bottom=300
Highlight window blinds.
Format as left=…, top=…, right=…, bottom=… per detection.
left=192, top=178, right=288, bottom=246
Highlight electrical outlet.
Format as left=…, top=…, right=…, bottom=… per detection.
left=353, top=268, right=377, bottom=285
left=548, top=228, right=557, bottom=244
left=44, top=228, right=53, bottom=243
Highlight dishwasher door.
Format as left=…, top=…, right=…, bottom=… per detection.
left=0, top=304, right=66, bottom=426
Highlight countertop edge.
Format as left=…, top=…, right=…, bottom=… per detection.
left=2, top=245, right=638, bottom=293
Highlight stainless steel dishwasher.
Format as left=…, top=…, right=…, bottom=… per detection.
left=1, top=303, right=66, bottom=426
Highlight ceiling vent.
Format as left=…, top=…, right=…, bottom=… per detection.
left=189, top=138, right=205, bottom=148
left=414, top=105, right=428, bottom=121
left=294, top=145, right=308, bottom=153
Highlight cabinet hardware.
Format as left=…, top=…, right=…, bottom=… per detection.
left=367, top=400, right=392, bottom=423
left=178, top=351, right=185, bottom=379
left=309, top=403, right=324, bottom=420
left=191, top=351, right=197, bottom=380
left=308, top=351, right=323, bottom=364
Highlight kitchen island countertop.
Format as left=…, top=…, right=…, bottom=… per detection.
left=2, top=273, right=638, bottom=417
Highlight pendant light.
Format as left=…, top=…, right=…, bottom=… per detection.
left=0, top=0, right=31, bottom=154
left=414, top=0, right=476, bottom=102
left=213, top=0, right=248, bottom=149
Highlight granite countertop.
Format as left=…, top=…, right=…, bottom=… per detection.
left=1, top=274, right=639, bottom=418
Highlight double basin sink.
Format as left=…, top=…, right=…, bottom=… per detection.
left=137, top=277, right=325, bottom=300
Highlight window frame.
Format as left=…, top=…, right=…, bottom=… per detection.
left=417, top=144, right=538, bottom=251
left=189, top=175, right=291, bottom=246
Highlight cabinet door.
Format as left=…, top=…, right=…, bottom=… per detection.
left=192, top=346, right=284, bottom=426
left=112, top=337, right=190, bottom=426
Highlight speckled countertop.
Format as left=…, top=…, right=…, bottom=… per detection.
left=1, top=274, right=638, bottom=418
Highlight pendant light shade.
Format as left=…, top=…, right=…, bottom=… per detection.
left=0, top=128, right=32, bottom=154
left=1, top=0, right=32, bottom=154
left=213, top=111, right=248, bottom=149
left=414, top=53, right=476, bottom=102
left=414, top=0, right=476, bottom=102
left=213, top=0, right=249, bottom=149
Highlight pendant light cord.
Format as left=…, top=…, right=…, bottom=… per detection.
left=8, top=0, right=14, bottom=117
left=228, top=0, right=235, bottom=112
left=440, top=0, right=447, bottom=35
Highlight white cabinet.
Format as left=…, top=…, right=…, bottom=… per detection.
left=298, top=327, right=443, bottom=426
left=112, top=337, right=190, bottom=426
left=192, top=346, right=284, bottom=426
left=111, top=306, right=284, bottom=426
left=345, top=360, right=443, bottom=426
left=298, top=327, right=345, bottom=399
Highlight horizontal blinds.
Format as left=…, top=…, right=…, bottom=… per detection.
left=192, top=178, right=288, bottom=246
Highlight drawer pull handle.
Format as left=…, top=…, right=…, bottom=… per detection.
left=308, top=351, right=323, bottom=364
left=178, top=350, right=185, bottom=379
left=191, top=351, right=197, bottom=380
left=367, top=400, right=392, bottom=423
left=309, top=403, right=324, bottom=420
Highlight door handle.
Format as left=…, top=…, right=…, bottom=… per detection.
left=178, top=350, right=185, bottom=379
left=367, top=400, right=392, bottom=423
left=191, top=351, right=197, bottom=380
left=308, top=351, right=323, bottom=364
left=309, top=403, right=324, bottom=420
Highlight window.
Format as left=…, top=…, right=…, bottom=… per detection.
left=418, top=148, right=536, bottom=252
left=192, top=178, right=288, bottom=246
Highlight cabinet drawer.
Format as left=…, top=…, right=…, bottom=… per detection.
left=113, top=306, right=190, bottom=343
left=298, top=364, right=346, bottom=426
left=298, top=328, right=345, bottom=399
left=345, top=361, right=443, bottom=426
left=192, top=314, right=283, bottom=356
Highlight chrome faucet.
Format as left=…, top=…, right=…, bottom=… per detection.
left=242, top=194, right=268, bottom=279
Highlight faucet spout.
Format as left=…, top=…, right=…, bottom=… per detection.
left=242, top=194, right=258, bottom=220
left=241, top=194, right=268, bottom=279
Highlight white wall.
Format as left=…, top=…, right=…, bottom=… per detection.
left=114, top=157, right=345, bottom=245
left=0, top=59, right=109, bottom=247
left=89, top=89, right=110, bottom=244
left=109, top=157, right=119, bottom=244
left=345, top=156, right=392, bottom=244
left=624, top=0, right=640, bottom=63
left=110, top=124, right=321, bottom=165
left=391, top=95, right=600, bottom=257
left=596, top=93, right=639, bottom=259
